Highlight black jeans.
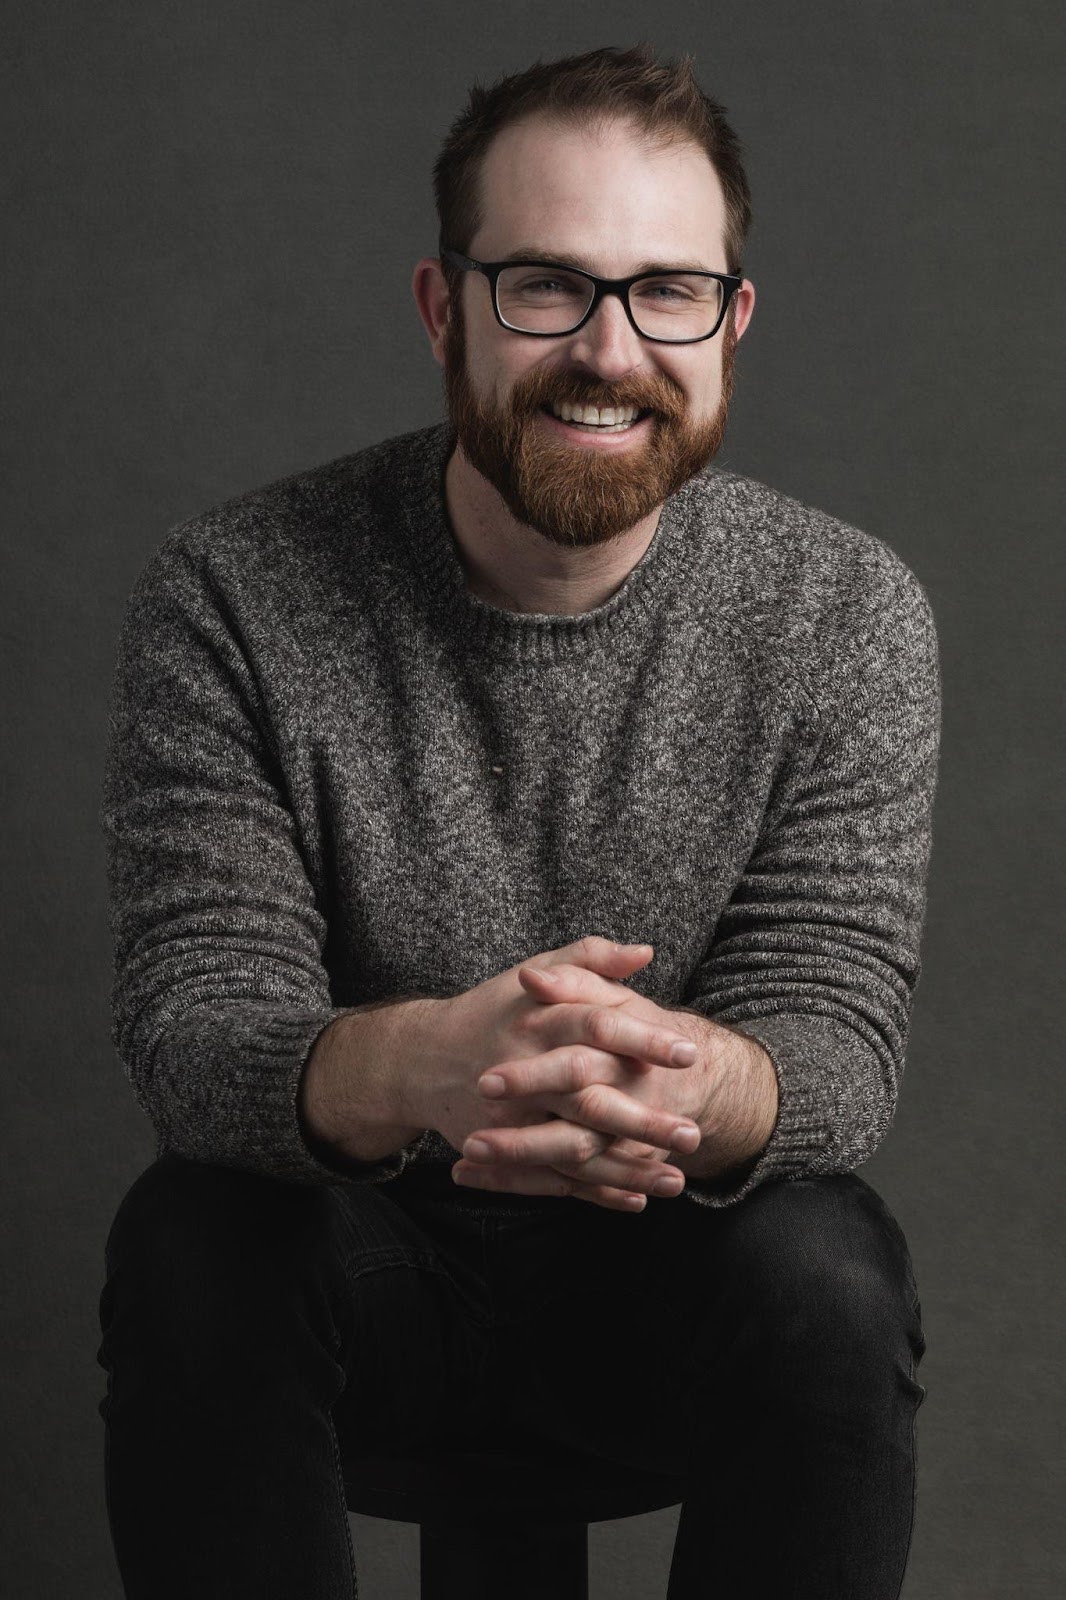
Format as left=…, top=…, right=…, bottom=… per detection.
left=96, top=1152, right=927, bottom=1599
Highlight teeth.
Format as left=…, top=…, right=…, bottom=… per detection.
left=550, top=401, right=640, bottom=426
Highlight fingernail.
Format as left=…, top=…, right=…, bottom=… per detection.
left=464, top=1139, right=494, bottom=1161
left=671, top=1042, right=698, bottom=1064
left=479, top=1074, right=506, bottom=1096
left=537, top=969, right=559, bottom=983
left=653, top=1175, right=683, bottom=1197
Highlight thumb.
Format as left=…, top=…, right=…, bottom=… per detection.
left=587, top=939, right=655, bottom=973
left=601, top=941, right=655, bottom=976
left=520, top=940, right=654, bottom=994
left=520, top=937, right=654, bottom=985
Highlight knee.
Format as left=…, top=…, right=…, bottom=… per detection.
left=97, top=1152, right=360, bottom=1387
left=720, top=1174, right=923, bottom=1361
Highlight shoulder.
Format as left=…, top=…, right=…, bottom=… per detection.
left=684, top=464, right=939, bottom=714
left=129, top=422, right=446, bottom=599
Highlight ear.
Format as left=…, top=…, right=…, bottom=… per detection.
left=411, top=257, right=454, bottom=368
left=733, top=278, right=756, bottom=342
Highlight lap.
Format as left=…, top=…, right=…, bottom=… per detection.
left=469, top=1171, right=923, bottom=1475
left=99, top=1150, right=499, bottom=1455
left=100, top=1156, right=921, bottom=1467
left=480, top=1169, right=919, bottom=1324
left=104, top=1149, right=486, bottom=1298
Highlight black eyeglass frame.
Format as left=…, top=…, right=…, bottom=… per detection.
left=442, top=249, right=743, bottom=344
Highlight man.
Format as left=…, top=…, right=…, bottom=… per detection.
left=97, top=44, right=937, bottom=1600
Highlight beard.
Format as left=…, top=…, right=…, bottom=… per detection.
left=440, top=295, right=737, bottom=550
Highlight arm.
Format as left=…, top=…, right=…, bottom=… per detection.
left=102, top=528, right=430, bottom=1185
left=669, top=565, right=942, bottom=1208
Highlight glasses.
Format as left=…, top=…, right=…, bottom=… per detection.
left=442, top=248, right=742, bottom=344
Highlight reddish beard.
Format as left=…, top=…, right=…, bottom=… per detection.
left=441, top=300, right=737, bottom=549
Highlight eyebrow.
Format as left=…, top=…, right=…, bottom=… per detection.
left=500, top=246, right=717, bottom=276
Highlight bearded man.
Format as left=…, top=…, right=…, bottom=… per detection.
left=98, top=42, right=937, bottom=1600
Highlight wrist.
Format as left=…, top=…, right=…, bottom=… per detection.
left=666, top=1017, right=780, bottom=1182
left=388, top=997, right=444, bottom=1129
left=299, top=1003, right=429, bottom=1165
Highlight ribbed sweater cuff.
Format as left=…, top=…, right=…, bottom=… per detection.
left=677, top=1012, right=838, bottom=1209
left=145, top=1003, right=432, bottom=1187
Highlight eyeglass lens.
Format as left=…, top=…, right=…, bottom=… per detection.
left=495, top=264, right=724, bottom=340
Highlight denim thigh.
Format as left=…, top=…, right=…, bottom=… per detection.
left=464, top=1171, right=927, bottom=1478
left=99, top=1150, right=498, bottom=1458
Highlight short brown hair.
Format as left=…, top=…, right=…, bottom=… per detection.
left=432, top=42, right=753, bottom=296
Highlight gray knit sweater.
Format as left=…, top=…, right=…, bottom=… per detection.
left=101, top=419, right=941, bottom=1212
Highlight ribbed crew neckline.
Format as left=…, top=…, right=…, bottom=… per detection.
left=399, top=419, right=711, bottom=664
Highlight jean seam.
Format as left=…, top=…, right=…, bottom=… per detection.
left=326, top=1405, right=360, bottom=1599
left=341, top=1244, right=441, bottom=1281
left=890, top=1340, right=922, bottom=1600
left=342, top=1244, right=495, bottom=1333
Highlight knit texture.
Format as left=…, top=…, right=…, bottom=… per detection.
left=101, top=419, right=941, bottom=1213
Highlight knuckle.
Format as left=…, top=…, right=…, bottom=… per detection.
left=585, top=1006, right=620, bottom=1048
left=572, top=1081, right=606, bottom=1119
left=641, top=1110, right=665, bottom=1142
left=514, top=1007, right=540, bottom=1039
left=567, top=1048, right=594, bottom=1087
left=574, top=1128, right=603, bottom=1163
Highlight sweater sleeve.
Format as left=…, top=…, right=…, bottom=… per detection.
left=675, top=564, right=942, bottom=1208
left=101, top=529, right=430, bottom=1185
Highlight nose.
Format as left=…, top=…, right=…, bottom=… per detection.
left=564, top=289, right=645, bottom=380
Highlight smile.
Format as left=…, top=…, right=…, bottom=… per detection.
left=537, top=405, right=653, bottom=445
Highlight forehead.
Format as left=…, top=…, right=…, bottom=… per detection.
left=473, top=114, right=728, bottom=272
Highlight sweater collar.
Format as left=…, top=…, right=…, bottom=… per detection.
left=399, top=419, right=706, bottom=664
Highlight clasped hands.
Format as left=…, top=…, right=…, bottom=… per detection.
left=446, top=937, right=759, bottom=1212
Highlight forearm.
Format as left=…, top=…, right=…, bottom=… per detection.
left=298, top=999, right=435, bottom=1165
left=664, top=1009, right=781, bottom=1183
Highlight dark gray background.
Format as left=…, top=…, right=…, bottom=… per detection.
left=4, top=2, right=1063, bottom=1595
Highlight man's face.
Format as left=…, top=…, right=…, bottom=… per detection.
left=440, top=115, right=746, bottom=550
